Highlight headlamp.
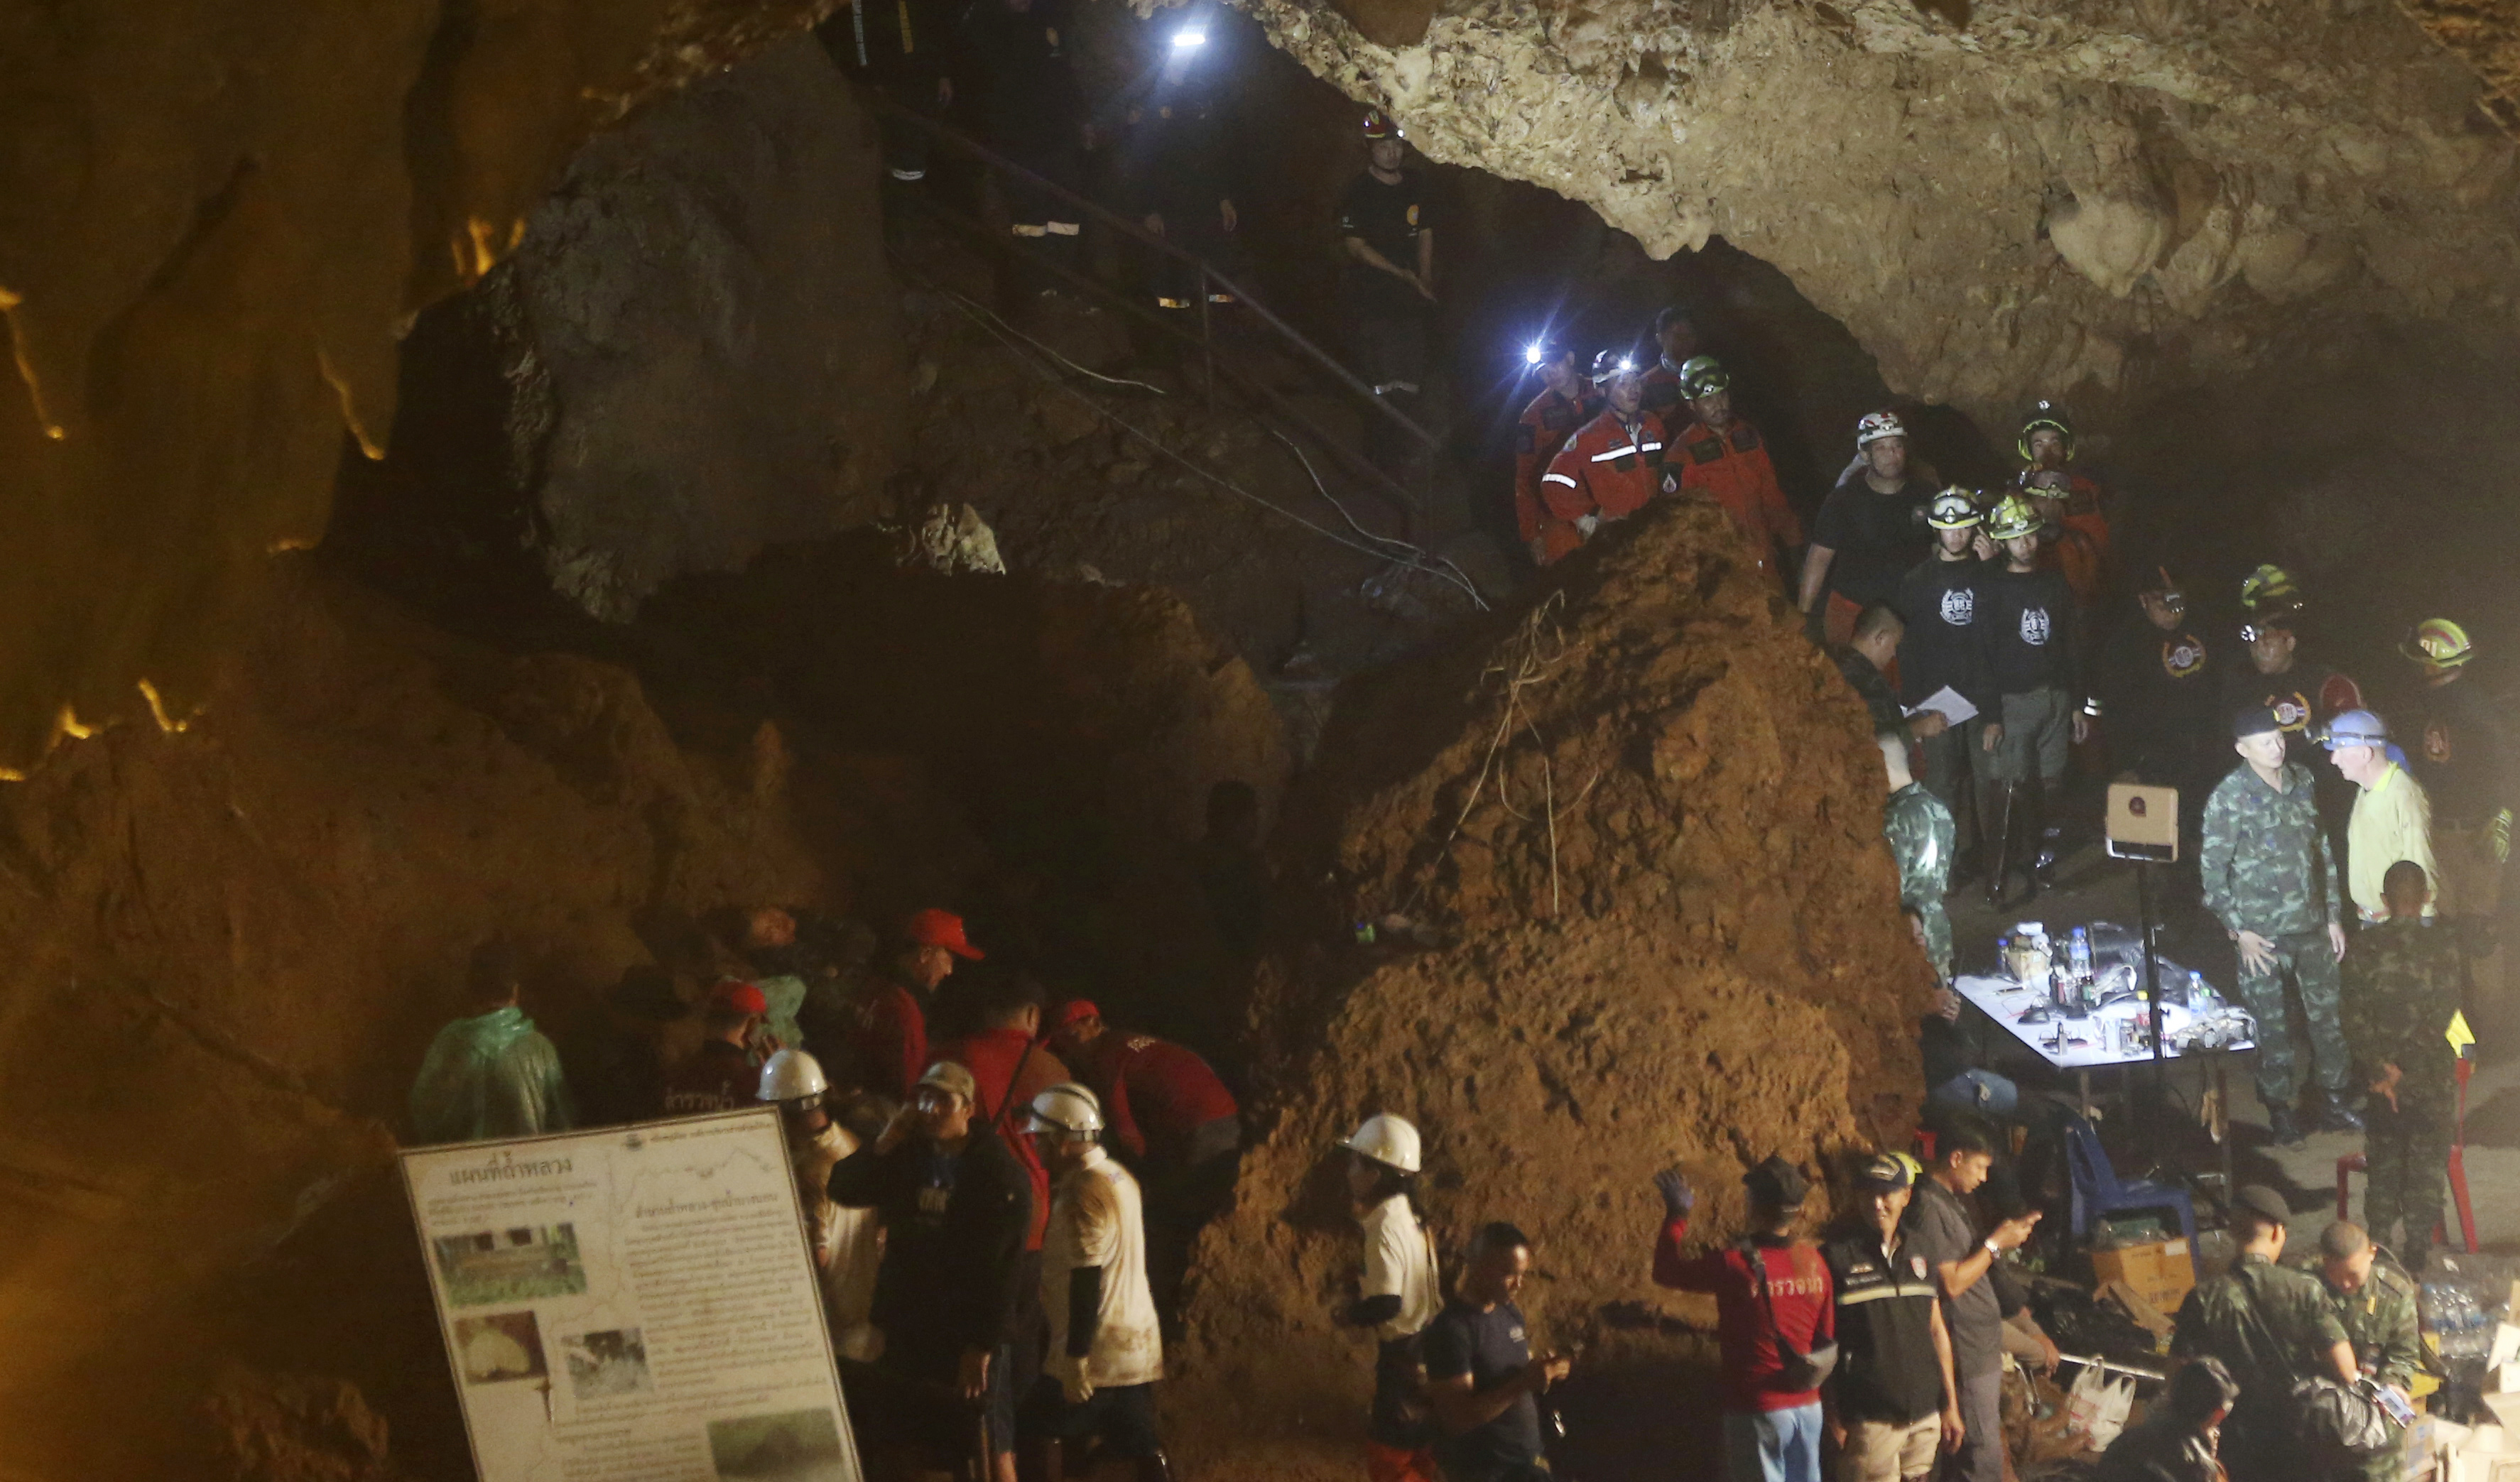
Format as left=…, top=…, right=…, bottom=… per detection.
left=1171, top=26, right=1207, bottom=47
left=1525, top=343, right=1544, bottom=366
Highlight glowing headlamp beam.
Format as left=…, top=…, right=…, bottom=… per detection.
left=1171, top=27, right=1207, bottom=47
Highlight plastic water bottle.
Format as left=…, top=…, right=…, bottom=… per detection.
left=2069, top=929, right=2095, bottom=1008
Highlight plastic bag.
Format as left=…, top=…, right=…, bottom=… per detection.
left=409, top=1006, right=575, bottom=1143
left=2063, top=1364, right=2135, bottom=1451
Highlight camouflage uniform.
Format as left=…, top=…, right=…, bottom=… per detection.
left=1886, top=781, right=1957, bottom=979
left=2342, top=920, right=2465, bottom=1270
left=2310, top=1258, right=2423, bottom=1482
left=2171, top=1254, right=2350, bottom=1482
left=2200, top=761, right=2349, bottom=1106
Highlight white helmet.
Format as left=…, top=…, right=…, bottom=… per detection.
left=1856, top=410, right=1906, bottom=448
left=1339, top=1113, right=1421, bottom=1174
left=756, top=1048, right=829, bottom=1103
left=1026, top=1082, right=1104, bottom=1138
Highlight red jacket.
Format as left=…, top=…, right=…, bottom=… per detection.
left=946, top=1027, right=1072, bottom=1253
left=1514, top=386, right=1602, bottom=562
left=1538, top=408, right=1672, bottom=560
left=2020, top=470, right=2111, bottom=609
left=1075, top=1032, right=1239, bottom=1163
left=854, top=980, right=928, bottom=1105
left=1653, top=1219, right=1835, bottom=1412
left=1673, top=417, right=1803, bottom=577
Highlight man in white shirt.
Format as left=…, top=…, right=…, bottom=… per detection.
left=1028, top=1083, right=1170, bottom=1480
left=759, top=1050, right=883, bottom=1361
left=1340, top=1113, right=1443, bottom=1482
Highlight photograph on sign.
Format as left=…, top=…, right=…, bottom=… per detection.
left=399, top=1110, right=860, bottom=1482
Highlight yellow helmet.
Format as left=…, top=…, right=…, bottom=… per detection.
left=2402, top=618, right=2472, bottom=670
left=1985, top=494, right=2042, bottom=543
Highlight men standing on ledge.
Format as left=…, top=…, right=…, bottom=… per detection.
left=1337, top=110, right=1435, bottom=412
left=2011, top=401, right=2111, bottom=611
left=1537, top=353, right=1668, bottom=561
left=1896, top=492, right=1996, bottom=871
left=1511, top=337, right=1601, bottom=567
left=1977, top=494, right=2085, bottom=905
left=1672, top=356, right=1803, bottom=587
left=2202, top=707, right=2353, bottom=1145
left=1803, top=412, right=1934, bottom=646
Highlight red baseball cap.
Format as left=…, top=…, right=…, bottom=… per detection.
left=907, top=908, right=985, bottom=960
left=1048, top=999, right=1101, bottom=1033
left=709, top=979, right=769, bottom=1017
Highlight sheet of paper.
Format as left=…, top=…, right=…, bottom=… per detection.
left=1906, top=685, right=1978, bottom=725
left=401, top=1110, right=861, bottom=1482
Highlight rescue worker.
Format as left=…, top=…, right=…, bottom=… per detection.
left=1651, top=1157, right=1835, bottom=1482
left=1901, top=1123, right=2041, bottom=1482
left=1337, top=110, right=1435, bottom=410
left=1672, top=355, right=1805, bottom=587
left=958, top=0, right=1089, bottom=293
left=1884, top=735, right=1958, bottom=984
left=1819, top=1154, right=1962, bottom=1482
left=2092, top=1356, right=2237, bottom=1482
left=2011, top=401, right=2111, bottom=611
left=1027, top=1083, right=1171, bottom=1481
left=761, top=1050, right=884, bottom=1360
left=813, top=0, right=952, bottom=205
left=2224, top=609, right=2363, bottom=773
left=1802, top=412, right=1935, bottom=646
left=2309, top=1219, right=2421, bottom=1481
left=855, top=908, right=984, bottom=1106
left=1895, top=493, right=1997, bottom=873
left=1046, top=1001, right=1239, bottom=1325
left=408, top=940, right=575, bottom=1144
left=1977, top=494, right=2086, bottom=906
left=1836, top=602, right=1946, bottom=746
left=720, top=905, right=810, bottom=1054
left=2097, top=568, right=2217, bottom=854
left=2342, top=861, right=2464, bottom=1273
left=2398, top=619, right=2512, bottom=1024
left=1638, top=305, right=1704, bottom=427
left=1536, top=352, right=1668, bottom=557
left=1117, top=27, right=1246, bottom=314
left=830, top=1060, right=1033, bottom=1481
left=1511, top=337, right=1602, bottom=566
left=2168, top=1185, right=2357, bottom=1482
left=2239, top=562, right=2303, bottom=624
left=2200, top=707, right=2354, bottom=1144
left=2330, top=710, right=2440, bottom=925
left=1337, top=1114, right=1441, bottom=1482
left=1426, top=1222, right=1572, bottom=1482
left=660, top=979, right=769, bottom=1116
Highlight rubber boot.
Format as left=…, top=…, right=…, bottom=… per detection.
left=1984, top=782, right=2017, bottom=909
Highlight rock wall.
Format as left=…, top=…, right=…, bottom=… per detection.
left=1171, top=500, right=1933, bottom=1479
left=1220, top=0, right=2520, bottom=426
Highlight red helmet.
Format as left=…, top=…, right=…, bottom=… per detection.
left=1362, top=108, right=1402, bottom=140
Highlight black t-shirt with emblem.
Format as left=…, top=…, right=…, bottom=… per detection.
left=1894, top=554, right=1994, bottom=715
left=1337, top=171, right=1430, bottom=282
left=2224, top=658, right=2347, bottom=768
left=1823, top=1228, right=1948, bottom=1424
left=1421, top=1297, right=1544, bottom=1478
left=1980, top=565, right=2080, bottom=701
left=1813, top=474, right=1935, bottom=609
left=2100, top=620, right=2216, bottom=770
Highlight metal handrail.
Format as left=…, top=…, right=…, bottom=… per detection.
left=863, top=94, right=1439, bottom=450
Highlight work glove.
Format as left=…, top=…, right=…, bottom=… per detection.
left=1048, top=1351, right=1094, bottom=1405
left=1653, top=1166, right=1694, bottom=1220
left=2493, top=808, right=2511, bottom=866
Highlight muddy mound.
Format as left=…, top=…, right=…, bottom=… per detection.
left=1172, top=501, right=1932, bottom=1480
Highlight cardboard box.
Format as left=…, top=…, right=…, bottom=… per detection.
left=2091, top=1238, right=2197, bottom=1317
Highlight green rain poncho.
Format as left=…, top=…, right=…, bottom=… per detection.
left=408, top=1006, right=576, bottom=1144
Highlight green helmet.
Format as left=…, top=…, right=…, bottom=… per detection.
left=2017, top=399, right=2074, bottom=462
left=1678, top=355, right=1731, bottom=399
left=2239, top=562, right=2300, bottom=614
left=1927, top=489, right=1982, bottom=530
left=1985, top=494, right=2042, bottom=543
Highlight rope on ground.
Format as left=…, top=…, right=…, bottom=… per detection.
left=1398, top=591, right=1581, bottom=919
left=1269, top=430, right=1491, bottom=614
left=912, top=273, right=1491, bottom=611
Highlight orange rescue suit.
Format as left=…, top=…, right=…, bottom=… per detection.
left=1537, top=408, right=1672, bottom=563
left=1513, top=385, right=1602, bottom=565
left=1674, top=416, right=1804, bottom=578
left=2022, top=470, right=2112, bottom=609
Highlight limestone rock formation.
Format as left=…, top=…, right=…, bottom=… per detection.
left=1171, top=501, right=1933, bottom=1479
left=1220, top=0, right=2520, bottom=425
